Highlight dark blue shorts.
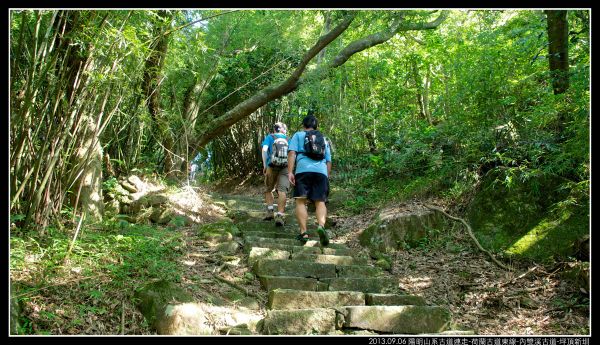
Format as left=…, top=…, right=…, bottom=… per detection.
left=293, top=172, right=329, bottom=202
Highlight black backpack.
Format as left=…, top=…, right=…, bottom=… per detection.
left=303, top=130, right=326, bottom=161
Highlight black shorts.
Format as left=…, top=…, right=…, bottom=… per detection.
left=293, top=172, right=329, bottom=202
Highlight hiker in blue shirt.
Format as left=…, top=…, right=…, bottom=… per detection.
left=287, top=114, right=332, bottom=246
left=261, top=122, right=290, bottom=226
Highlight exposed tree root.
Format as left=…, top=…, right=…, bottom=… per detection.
left=424, top=203, right=513, bottom=271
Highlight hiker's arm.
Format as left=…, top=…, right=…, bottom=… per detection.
left=262, top=145, right=269, bottom=174
left=327, top=161, right=332, bottom=176
left=288, top=151, right=296, bottom=185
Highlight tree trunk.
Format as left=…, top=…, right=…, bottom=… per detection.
left=545, top=10, right=570, bottom=95
left=411, top=57, right=426, bottom=121
left=423, top=63, right=433, bottom=125
left=142, top=10, right=175, bottom=176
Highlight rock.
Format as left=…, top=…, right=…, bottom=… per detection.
left=375, top=258, right=392, bottom=271
left=104, top=199, right=120, bottom=216
left=134, top=280, right=194, bottom=329
left=365, top=293, right=426, bottom=306
left=268, top=289, right=365, bottom=310
left=120, top=180, right=138, bottom=193
left=359, top=206, right=443, bottom=253
left=248, top=247, right=290, bottom=268
left=342, top=305, right=451, bottom=334
left=198, top=220, right=239, bottom=244
left=155, top=303, right=215, bottom=335
left=156, top=302, right=263, bottom=335
left=145, top=194, right=170, bottom=207
left=254, top=259, right=336, bottom=279
left=259, top=276, right=326, bottom=292
left=150, top=207, right=171, bottom=224
left=219, top=324, right=253, bottom=335
left=127, top=175, right=146, bottom=193
left=237, top=297, right=261, bottom=310
left=261, top=308, right=336, bottom=335
left=216, top=241, right=240, bottom=254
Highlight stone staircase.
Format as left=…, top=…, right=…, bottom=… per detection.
left=216, top=194, right=456, bottom=335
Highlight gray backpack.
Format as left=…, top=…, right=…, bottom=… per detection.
left=269, top=134, right=288, bottom=167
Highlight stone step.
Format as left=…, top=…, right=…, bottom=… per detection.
left=259, top=276, right=328, bottom=292
left=245, top=235, right=349, bottom=251
left=254, top=259, right=336, bottom=279
left=242, top=231, right=298, bottom=240
left=245, top=236, right=309, bottom=247
left=261, top=308, right=336, bottom=335
left=243, top=242, right=322, bottom=255
left=240, top=221, right=282, bottom=233
left=365, top=293, right=426, bottom=306
left=321, top=246, right=354, bottom=256
left=322, top=277, right=398, bottom=293
left=244, top=242, right=353, bottom=257
left=268, top=289, right=365, bottom=310
left=340, top=305, right=451, bottom=334
left=336, top=265, right=383, bottom=278
left=291, top=253, right=367, bottom=265
left=248, top=247, right=291, bottom=268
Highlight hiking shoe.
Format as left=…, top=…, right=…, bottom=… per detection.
left=296, top=232, right=309, bottom=245
left=263, top=209, right=274, bottom=221
left=317, top=226, right=329, bottom=246
left=274, top=213, right=285, bottom=227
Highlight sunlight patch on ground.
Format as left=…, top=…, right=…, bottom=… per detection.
left=506, top=219, right=557, bottom=256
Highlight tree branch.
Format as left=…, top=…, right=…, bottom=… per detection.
left=423, top=203, right=514, bottom=271
left=194, top=12, right=356, bottom=148
left=193, top=11, right=448, bottom=149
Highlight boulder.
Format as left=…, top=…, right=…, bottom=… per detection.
left=127, top=175, right=146, bottom=193
left=134, top=280, right=194, bottom=329
left=359, top=205, right=443, bottom=253
left=156, top=303, right=262, bottom=335
left=216, top=241, right=240, bottom=255
left=120, top=180, right=138, bottom=193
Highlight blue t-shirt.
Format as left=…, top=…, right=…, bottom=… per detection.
left=288, top=131, right=332, bottom=177
left=261, top=133, right=288, bottom=166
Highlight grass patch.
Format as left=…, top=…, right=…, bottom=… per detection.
left=10, top=221, right=186, bottom=334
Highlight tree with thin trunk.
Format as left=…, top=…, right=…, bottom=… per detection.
left=545, top=10, right=569, bottom=95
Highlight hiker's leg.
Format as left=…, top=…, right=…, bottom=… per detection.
left=315, top=201, right=327, bottom=228
left=277, top=168, right=289, bottom=214
left=277, top=192, right=286, bottom=214
left=295, top=197, right=308, bottom=233
left=265, top=191, right=274, bottom=206
left=264, top=168, right=275, bottom=206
